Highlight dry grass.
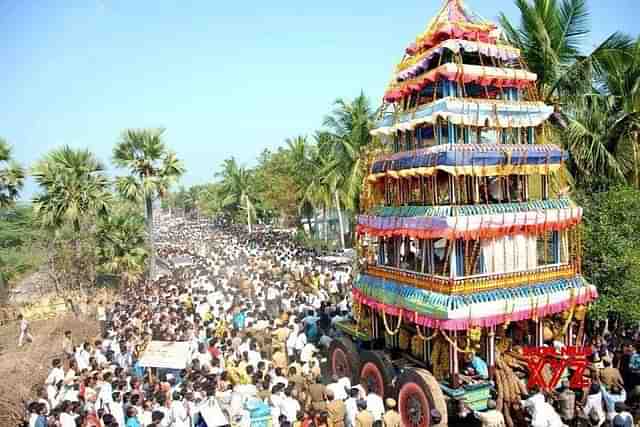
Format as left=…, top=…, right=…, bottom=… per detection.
left=0, top=315, right=99, bottom=426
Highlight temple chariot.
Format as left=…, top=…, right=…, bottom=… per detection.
left=329, top=1, right=597, bottom=425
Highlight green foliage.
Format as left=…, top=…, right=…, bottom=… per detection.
left=0, top=205, right=44, bottom=287
left=252, top=148, right=300, bottom=223
left=113, top=128, right=186, bottom=208
left=577, top=186, right=640, bottom=322
left=322, top=92, right=378, bottom=213
left=0, top=138, right=25, bottom=208
left=203, top=92, right=375, bottom=244
left=96, top=203, right=148, bottom=285
left=32, top=146, right=112, bottom=231
left=216, top=158, right=259, bottom=230
left=502, top=1, right=639, bottom=190
left=499, top=0, right=632, bottom=102
left=113, top=128, right=185, bottom=277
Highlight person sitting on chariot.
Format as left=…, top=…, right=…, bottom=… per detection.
left=461, top=352, right=489, bottom=383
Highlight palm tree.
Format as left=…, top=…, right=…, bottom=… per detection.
left=0, top=138, right=25, bottom=301
left=501, top=0, right=639, bottom=189
left=286, top=135, right=317, bottom=234
left=322, top=92, right=378, bottom=249
left=217, top=158, right=257, bottom=232
left=597, top=37, right=640, bottom=186
left=560, top=95, right=630, bottom=185
left=32, top=146, right=111, bottom=291
left=0, top=138, right=25, bottom=208
left=499, top=0, right=634, bottom=104
left=303, top=133, right=335, bottom=242
left=97, top=206, right=148, bottom=287
left=113, top=128, right=185, bottom=278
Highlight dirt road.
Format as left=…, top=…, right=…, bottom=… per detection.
left=0, top=315, right=98, bottom=426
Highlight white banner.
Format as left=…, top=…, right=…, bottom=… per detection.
left=137, top=341, right=191, bottom=370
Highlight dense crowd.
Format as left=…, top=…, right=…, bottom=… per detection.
left=22, top=215, right=640, bottom=427
left=24, top=217, right=405, bottom=427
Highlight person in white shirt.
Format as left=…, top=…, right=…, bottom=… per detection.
left=300, top=342, right=317, bottom=364
left=365, top=386, right=385, bottom=422
left=280, top=387, right=301, bottom=423
left=327, top=375, right=348, bottom=401
left=96, top=373, right=114, bottom=409
left=45, top=359, right=65, bottom=406
left=106, top=392, right=125, bottom=427
left=286, top=325, right=298, bottom=359
left=345, top=388, right=359, bottom=427
left=247, top=342, right=261, bottom=367
left=116, top=344, right=133, bottom=370
left=18, top=314, right=33, bottom=347
left=170, top=392, right=190, bottom=427
left=75, top=343, right=91, bottom=372
left=59, top=401, right=76, bottom=427
left=195, top=343, right=213, bottom=370
left=294, top=330, right=307, bottom=362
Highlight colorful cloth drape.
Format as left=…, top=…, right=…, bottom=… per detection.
left=396, top=39, right=521, bottom=80
left=367, top=144, right=567, bottom=181
left=357, top=206, right=582, bottom=240
left=353, top=273, right=597, bottom=331
left=408, top=23, right=497, bottom=55
left=385, top=63, right=536, bottom=102
left=369, top=199, right=573, bottom=218
left=371, top=98, right=554, bottom=135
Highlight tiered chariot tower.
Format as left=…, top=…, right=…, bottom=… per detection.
left=330, top=1, right=598, bottom=425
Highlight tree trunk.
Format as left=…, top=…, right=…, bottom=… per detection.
left=334, top=190, right=346, bottom=251
left=246, top=198, right=252, bottom=233
left=323, top=205, right=328, bottom=242
left=145, top=195, right=155, bottom=280
left=73, top=220, right=84, bottom=293
left=633, top=133, right=639, bottom=189
left=0, top=274, right=7, bottom=305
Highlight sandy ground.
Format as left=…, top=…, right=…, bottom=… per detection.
left=0, top=315, right=99, bottom=426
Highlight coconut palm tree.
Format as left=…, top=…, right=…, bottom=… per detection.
left=302, top=132, right=335, bottom=242
left=501, top=0, right=639, bottom=188
left=560, top=95, right=630, bottom=185
left=285, top=135, right=317, bottom=234
left=0, top=138, right=25, bottom=208
left=217, top=157, right=257, bottom=232
left=97, top=205, right=148, bottom=287
left=113, top=128, right=185, bottom=278
left=597, top=37, right=640, bottom=186
left=32, top=146, right=111, bottom=291
left=499, top=0, right=634, bottom=104
left=322, top=92, right=378, bottom=249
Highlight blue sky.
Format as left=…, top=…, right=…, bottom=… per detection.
left=2, top=0, right=638, bottom=199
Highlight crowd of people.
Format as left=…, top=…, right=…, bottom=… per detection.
left=21, top=215, right=640, bottom=427
left=25, top=216, right=405, bottom=427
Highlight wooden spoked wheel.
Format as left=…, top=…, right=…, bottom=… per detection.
left=397, top=368, right=448, bottom=427
left=328, top=337, right=360, bottom=383
left=359, top=350, right=396, bottom=399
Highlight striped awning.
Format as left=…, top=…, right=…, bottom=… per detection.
left=353, top=273, right=597, bottom=331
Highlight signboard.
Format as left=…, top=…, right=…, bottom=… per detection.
left=137, top=341, right=191, bottom=370
left=524, top=346, right=592, bottom=390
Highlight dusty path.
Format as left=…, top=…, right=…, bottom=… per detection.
left=0, top=315, right=98, bottom=426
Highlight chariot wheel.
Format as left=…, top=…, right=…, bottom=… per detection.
left=396, top=368, right=447, bottom=427
left=359, top=350, right=395, bottom=399
left=328, top=337, right=360, bottom=383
